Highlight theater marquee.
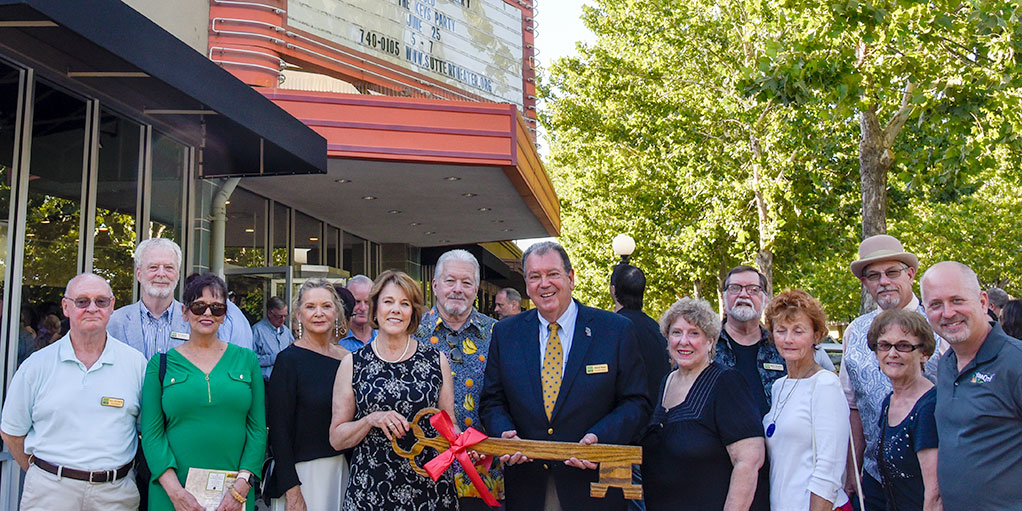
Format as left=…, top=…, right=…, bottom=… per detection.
left=287, top=0, right=525, bottom=108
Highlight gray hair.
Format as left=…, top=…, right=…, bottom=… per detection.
left=987, top=287, right=1011, bottom=308
left=921, top=261, right=982, bottom=301
left=499, top=287, right=522, bottom=305
left=266, top=295, right=287, bottom=312
left=435, top=249, right=480, bottom=286
left=134, top=238, right=182, bottom=272
left=347, top=274, right=373, bottom=288
left=659, top=297, right=721, bottom=345
left=65, top=273, right=113, bottom=297
left=522, top=241, right=572, bottom=274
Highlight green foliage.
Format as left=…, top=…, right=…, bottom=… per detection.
left=542, top=0, right=1022, bottom=324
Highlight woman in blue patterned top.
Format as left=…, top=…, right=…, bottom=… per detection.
left=868, top=309, right=942, bottom=511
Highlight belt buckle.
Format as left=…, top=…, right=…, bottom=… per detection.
left=89, top=470, right=96, bottom=483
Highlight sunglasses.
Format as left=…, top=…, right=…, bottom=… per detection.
left=65, top=296, right=113, bottom=309
left=188, top=301, right=228, bottom=317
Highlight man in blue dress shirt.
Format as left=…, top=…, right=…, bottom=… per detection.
left=337, top=274, right=376, bottom=351
left=252, top=295, right=294, bottom=381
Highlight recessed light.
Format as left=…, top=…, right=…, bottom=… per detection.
left=409, top=222, right=422, bottom=226
left=245, top=228, right=255, bottom=233
left=424, top=231, right=435, bottom=235
left=491, top=219, right=505, bottom=223
left=462, top=193, right=476, bottom=198
left=309, top=237, right=319, bottom=241
left=439, top=239, right=450, bottom=243
left=362, top=196, right=376, bottom=200
left=444, top=176, right=461, bottom=181
left=388, top=210, right=402, bottom=214
left=335, top=178, right=351, bottom=184
left=502, top=228, right=513, bottom=232
left=478, top=207, right=491, bottom=212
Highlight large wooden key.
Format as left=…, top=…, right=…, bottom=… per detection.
left=391, top=407, right=643, bottom=499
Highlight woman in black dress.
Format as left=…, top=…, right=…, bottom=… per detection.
left=330, top=270, right=458, bottom=511
left=868, top=309, right=941, bottom=511
left=643, top=297, right=766, bottom=511
left=265, top=279, right=351, bottom=510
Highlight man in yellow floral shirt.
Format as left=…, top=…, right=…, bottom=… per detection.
left=415, top=249, right=503, bottom=510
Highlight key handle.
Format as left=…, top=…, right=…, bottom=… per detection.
left=391, top=407, right=643, bottom=499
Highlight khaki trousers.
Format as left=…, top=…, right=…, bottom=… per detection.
left=20, top=464, right=139, bottom=511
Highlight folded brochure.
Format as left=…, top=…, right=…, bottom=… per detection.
left=184, top=468, right=239, bottom=510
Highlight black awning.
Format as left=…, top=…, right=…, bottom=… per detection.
left=0, top=0, right=326, bottom=177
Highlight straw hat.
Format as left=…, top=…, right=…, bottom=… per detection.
left=850, top=235, right=919, bottom=278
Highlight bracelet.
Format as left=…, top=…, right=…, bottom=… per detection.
left=230, top=487, right=247, bottom=504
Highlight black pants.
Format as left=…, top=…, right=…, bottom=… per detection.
left=854, top=471, right=887, bottom=511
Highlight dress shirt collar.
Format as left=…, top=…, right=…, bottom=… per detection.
left=57, top=332, right=116, bottom=369
left=538, top=299, right=579, bottom=334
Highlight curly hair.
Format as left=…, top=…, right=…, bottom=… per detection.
left=763, top=289, right=828, bottom=343
left=659, top=297, right=721, bottom=347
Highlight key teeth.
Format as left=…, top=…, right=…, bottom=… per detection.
left=590, top=483, right=643, bottom=500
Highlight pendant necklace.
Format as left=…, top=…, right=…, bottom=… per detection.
left=766, top=376, right=802, bottom=438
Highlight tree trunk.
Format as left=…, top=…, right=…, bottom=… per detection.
left=750, top=133, right=775, bottom=295
left=858, top=105, right=893, bottom=313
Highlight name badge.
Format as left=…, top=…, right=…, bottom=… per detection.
left=586, top=364, right=609, bottom=374
left=170, top=331, right=189, bottom=340
left=101, top=397, right=125, bottom=408
left=763, top=363, right=785, bottom=371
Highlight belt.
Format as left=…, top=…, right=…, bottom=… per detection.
left=30, top=455, right=133, bottom=483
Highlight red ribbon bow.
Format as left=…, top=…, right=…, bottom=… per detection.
left=423, top=410, right=500, bottom=507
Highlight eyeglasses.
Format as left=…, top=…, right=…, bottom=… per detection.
left=188, top=301, right=228, bottom=317
left=863, top=266, right=909, bottom=282
left=65, top=296, right=113, bottom=309
left=724, top=284, right=763, bottom=295
left=875, top=342, right=923, bottom=353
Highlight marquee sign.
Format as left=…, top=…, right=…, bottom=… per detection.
left=287, top=0, right=525, bottom=108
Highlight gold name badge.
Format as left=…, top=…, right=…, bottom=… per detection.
left=763, top=363, right=785, bottom=371
left=586, top=364, right=609, bottom=374
left=170, top=331, right=189, bottom=340
left=101, top=397, right=125, bottom=408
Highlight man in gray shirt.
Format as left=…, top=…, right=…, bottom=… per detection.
left=921, top=261, right=1022, bottom=510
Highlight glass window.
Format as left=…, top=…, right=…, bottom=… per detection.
left=225, top=187, right=267, bottom=268
left=150, top=131, right=186, bottom=242
left=93, top=110, right=142, bottom=306
left=344, top=231, right=366, bottom=276
left=294, top=210, right=322, bottom=265
left=326, top=226, right=340, bottom=268
left=271, top=201, right=289, bottom=266
left=370, top=242, right=381, bottom=277
left=21, top=80, right=88, bottom=359
left=1, top=61, right=23, bottom=365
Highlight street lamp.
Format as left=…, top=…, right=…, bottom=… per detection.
left=612, top=233, right=635, bottom=265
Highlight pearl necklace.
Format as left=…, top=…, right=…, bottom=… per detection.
left=376, top=336, right=411, bottom=363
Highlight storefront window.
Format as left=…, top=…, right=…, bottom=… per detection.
left=326, top=226, right=340, bottom=268
left=93, top=110, right=142, bottom=306
left=344, top=231, right=366, bottom=277
left=271, top=201, right=289, bottom=266
left=150, top=131, right=186, bottom=242
left=0, top=61, right=22, bottom=365
left=225, top=187, right=267, bottom=268
left=21, top=80, right=88, bottom=358
left=294, top=210, right=322, bottom=265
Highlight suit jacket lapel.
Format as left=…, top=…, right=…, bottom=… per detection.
left=521, top=310, right=546, bottom=420
left=552, top=302, right=594, bottom=420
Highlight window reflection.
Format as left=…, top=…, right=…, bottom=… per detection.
left=294, top=210, right=322, bottom=265
left=150, top=131, right=186, bottom=242
left=344, top=231, right=366, bottom=276
left=93, top=110, right=142, bottom=306
left=1, top=61, right=22, bottom=364
left=272, top=201, right=289, bottom=266
left=225, top=187, right=267, bottom=267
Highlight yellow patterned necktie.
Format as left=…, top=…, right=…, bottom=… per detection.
left=542, top=322, right=564, bottom=420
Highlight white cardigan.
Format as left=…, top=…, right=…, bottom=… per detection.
left=764, top=370, right=850, bottom=511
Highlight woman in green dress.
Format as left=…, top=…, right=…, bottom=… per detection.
left=141, top=273, right=266, bottom=511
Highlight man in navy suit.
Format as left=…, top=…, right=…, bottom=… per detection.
left=479, top=241, right=651, bottom=511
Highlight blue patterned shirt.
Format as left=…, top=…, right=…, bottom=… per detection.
left=414, top=307, right=502, bottom=500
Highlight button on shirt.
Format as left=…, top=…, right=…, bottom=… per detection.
left=252, top=318, right=295, bottom=380
left=538, top=300, right=578, bottom=374
left=0, top=333, right=147, bottom=470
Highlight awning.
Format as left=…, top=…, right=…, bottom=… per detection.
left=0, top=0, right=326, bottom=177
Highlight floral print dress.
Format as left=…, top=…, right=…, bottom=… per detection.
left=344, top=341, right=457, bottom=511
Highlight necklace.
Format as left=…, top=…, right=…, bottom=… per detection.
left=766, top=376, right=802, bottom=438
left=376, top=336, right=411, bottom=363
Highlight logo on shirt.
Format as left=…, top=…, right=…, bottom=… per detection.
left=970, top=371, right=995, bottom=384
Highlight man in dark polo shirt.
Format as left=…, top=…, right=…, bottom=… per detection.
left=921, top=261, right=1022, bottom=510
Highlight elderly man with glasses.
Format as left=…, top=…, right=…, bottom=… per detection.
left=1, top=273, right=148, bottom=511
left=841, top=235, right=946, bottom=511
left=413, top=249, right=502, bottom=510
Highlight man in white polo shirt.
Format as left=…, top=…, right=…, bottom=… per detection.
left=1, top=273, right=147, bottom=511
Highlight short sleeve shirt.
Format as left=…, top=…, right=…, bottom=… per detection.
left=0, top=333, right=147, bottom=469
left=877, top=388, right=937, bottom=509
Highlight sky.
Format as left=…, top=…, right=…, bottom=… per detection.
left=514, top=0, right=594, bottom=251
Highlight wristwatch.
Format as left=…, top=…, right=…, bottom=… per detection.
left=235, top=471, right=252, bottom=485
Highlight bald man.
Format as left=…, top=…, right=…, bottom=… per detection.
left=921, top=262, right=1022, bottom=510
left=1, top=273, right=147, bottom=511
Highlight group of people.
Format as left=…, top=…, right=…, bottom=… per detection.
left=1, top=234, right=1020, bottom=511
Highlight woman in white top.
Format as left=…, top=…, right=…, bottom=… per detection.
left=763, top=289, right=851, bottom=511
